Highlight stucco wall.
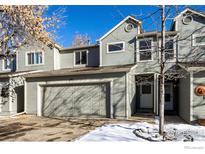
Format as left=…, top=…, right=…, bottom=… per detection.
left=25, top=73, right=127, bottom=119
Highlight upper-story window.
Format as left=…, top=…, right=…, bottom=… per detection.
left=165, top=39, right=174, bottom=60
left=74, top=50, right=87, bottom=66
left=138, top=39, right=152, bottom=61
left=107, top=42, right=125, bottom=53
left=193, top=34, right=205, bottom=46
left=27, top=52, right=43, bottom=65
left=3, top=58, right=14, bottom=70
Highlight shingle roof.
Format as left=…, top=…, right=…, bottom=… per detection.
left=24, top=64, right=135, bottom=78
left=178, top=62, right=205, bottom=71
left=0, top=70, right=34, bottom=78
left=137, top=31, right=179, bottom=37
left=60, top=44, right=99, bottom=52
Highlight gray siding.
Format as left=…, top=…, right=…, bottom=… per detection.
left=179, top=74, right=191, bottom=122
left=128, top=71, right=136, bottom=116
left=60, top=47, right=99, bottom=68
left=17, top=42, right=56, bottom=72
left=25, top=73, right=127, bottom=119
left=26, top=81, right=38, bottom=114
left=192, top=71, right=205, bottom=121
left=59, top=52, right=74, bottom=69
left=101, top=19, right=138, bottom=66
left=176, top=14, right=205, bottom=62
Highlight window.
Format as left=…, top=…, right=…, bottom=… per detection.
left=3, top=58, right=13, bottom=70
left=107, top=42, right=125, bottom=53
left=165, top=39, right=174, bottom=60
left=75, top=50, right=87, bottom=66
left=27, top=52, right=43, bottom=65
left=193, top=34, right=205, bottom=46
left=138, top=39, right=152, bottom=61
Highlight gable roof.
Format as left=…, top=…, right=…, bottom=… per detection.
left=98, top=16, right=141, bottom=41
left=174, top=8, right=205, bottom=21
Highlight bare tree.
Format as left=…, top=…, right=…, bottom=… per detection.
left=0, top=6, right=66, bottom=104
left=71, top=32, right=91, bottom=47
left=0, top=5, right=66, bottom=59
left=159, top=5, right=165, bottom=135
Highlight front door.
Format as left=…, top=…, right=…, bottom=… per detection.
left=140, top=82, right=153, bottom=109
left=165, top=83, right=173, bottom=110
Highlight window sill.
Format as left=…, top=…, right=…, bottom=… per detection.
left=26, top=64, right=44, bottom=67
left=1, top=69, right=12, bottom=72
left=106, top=50, right=125, bottom=54
left=137, top=59, right=154, bottom=62
left=192, top=44, right=205, bottom=47
left=74, top=64, right=87, bottom=67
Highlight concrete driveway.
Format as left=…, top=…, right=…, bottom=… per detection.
left=0, top=115, right=139, bottom=141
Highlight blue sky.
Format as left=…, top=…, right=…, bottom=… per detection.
left=46, top=5, right=205, bottom=48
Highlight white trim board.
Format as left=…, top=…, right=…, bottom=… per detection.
left=192, top=33, right=205, bottom=46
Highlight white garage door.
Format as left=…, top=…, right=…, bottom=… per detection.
left=42, top=83, right=109, bottom=118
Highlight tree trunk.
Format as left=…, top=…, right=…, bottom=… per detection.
left=159, top=5, right=165, bottom=135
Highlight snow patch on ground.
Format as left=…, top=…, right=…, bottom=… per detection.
left=75, top=122, right=205, bottom=142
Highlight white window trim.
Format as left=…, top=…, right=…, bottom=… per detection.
left=164, top=37, right=177, bottom=62
left=106, top=41, right=125, bottom=53
left=73, top=50, right=88, bottom=67
left=25, top=51, right=44, bottom=66
left=192, top=33, right=205, bottom=46
left=2, top=59, right=12, bottom=71
left=137, top=38, right=153, bottom=62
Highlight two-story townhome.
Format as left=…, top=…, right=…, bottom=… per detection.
left=0, top=8, right=205, bottom=123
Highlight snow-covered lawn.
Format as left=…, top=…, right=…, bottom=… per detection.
left=75, top=122, right=205, bottom=142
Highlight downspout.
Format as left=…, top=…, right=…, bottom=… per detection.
left=125, top=72, right=129, bottom=119
left=134, top=37, right=137, bottom=64
left=190, top=71, right=193, bottom=123
left=99, top=41, right=102, bottom=67
left=8, top=77, right=12, bottom=114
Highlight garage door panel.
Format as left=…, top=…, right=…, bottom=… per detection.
left=43, top=86, right=74, bottom=117
left=42, top=84, right=109, bottom=118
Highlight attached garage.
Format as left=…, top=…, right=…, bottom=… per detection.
left=24, top=65, right=133, bottom=119
left=41, top=83, right=110, bottom=118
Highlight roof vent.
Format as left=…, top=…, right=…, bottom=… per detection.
left=125, top=23, right=134, bottom=32
left=182, top=14, right=193, bottom=25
